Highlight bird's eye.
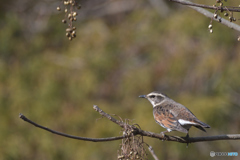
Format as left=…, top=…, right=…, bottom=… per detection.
left=149, top=95, right=155, bottom=98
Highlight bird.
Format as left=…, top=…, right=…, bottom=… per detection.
left=139, top=91, right=210, bottom=137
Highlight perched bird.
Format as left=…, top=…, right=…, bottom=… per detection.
left=139, top=91, right=210, bottom=137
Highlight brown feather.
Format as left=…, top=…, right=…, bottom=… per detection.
left=153, top=101, right=210, bottom=133
left=153, top=105, right=188, bottom=133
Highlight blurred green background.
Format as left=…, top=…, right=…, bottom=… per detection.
left=1, top=0, right=240, bottom=159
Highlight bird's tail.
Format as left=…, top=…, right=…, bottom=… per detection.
left=194, top=119, right=210, bottom=132
left=198, top=121, right=211, bottom=128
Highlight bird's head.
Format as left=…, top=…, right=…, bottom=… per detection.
left=139, top=91, right=168, bottom=107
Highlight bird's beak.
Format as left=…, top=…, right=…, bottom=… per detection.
left=139, top=95, right=146, bottom=98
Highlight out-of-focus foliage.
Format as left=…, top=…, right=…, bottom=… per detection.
left=1, top=0, right=240, bottom=159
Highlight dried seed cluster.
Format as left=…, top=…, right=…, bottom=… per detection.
left=117, top=120, right=148, bottom=160
left=57, top=0, right=81, bottom=41
left=208, top=0, right=238, bottom=36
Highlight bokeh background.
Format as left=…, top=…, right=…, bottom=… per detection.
left=1, top=0, right=240, bottom=159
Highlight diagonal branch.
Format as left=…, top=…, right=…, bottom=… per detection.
left=19, top=105, right=240, bottom=144
left=169, top=0, right=240, bottom=32
left=93, top=105, right=125, bottom=127
left=169, top=0, right=240, bottom=12
left=148, top=145, right=159, bottom=160
left=189, top=5, right=240, bottom=32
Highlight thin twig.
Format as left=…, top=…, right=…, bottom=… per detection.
left=148, top=145, right=159, bottom=160
left=191, top=7, right=240, bottom=32
left=19, top=113, right=125, bottom=142
left=169, top=0, right=240, bottom=12
left=93, top=105, right=125, bottom=127
left=169, top=0, right=240, bottom=32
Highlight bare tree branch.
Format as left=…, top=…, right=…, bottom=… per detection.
left=20, top=105, right=240, bottom=144
left=19, top=113, right=124, bottom=142
left=169, top=0, right=240, bottom=32
left=148, top=145, right=159, bottom=160
left=93, top=105, right=240, bottom=143
left=169, top=0, right=240, bottom=12
left=93, top=105, right=125, bottom=127
left=190, top=5, right=240, bottom=32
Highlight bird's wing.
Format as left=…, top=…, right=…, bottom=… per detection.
left=153, top=106, right=188, bottom=133
left=172, top=105, right=211, bottom=128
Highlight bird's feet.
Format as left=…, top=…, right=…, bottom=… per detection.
left=185, top=133, right=189, bottom=148
left=160, top=131, right=167, bottom=141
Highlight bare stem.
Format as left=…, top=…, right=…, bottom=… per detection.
left=169, top=0, right=240, bottom=32
left=169, top=0, right=240, bottom=12
left=19, top=106, right=240, bottom=143
left=148, top=146, right=159, bottom=160
left=19, top=113, right=124, bottom=142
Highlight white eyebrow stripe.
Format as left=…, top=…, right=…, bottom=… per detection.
left=178, top=119, right=197, bottom=125
left=147, top=93, right=166, bottom=97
